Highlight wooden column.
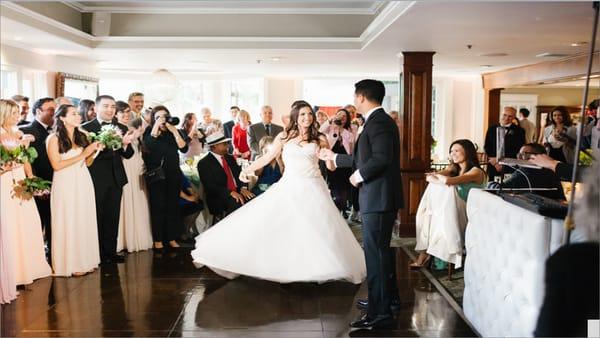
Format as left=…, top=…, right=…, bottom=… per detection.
left=483, top=88, right=502, bottom=135
left=398, top=52, right=434, bottom=237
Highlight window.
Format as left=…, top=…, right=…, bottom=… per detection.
left=1, top=65, right=18, bottom=99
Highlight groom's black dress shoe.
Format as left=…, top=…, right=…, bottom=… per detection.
left=356, top=298, right=401, bottom=312
left=349, top=314, right=395, bottom=329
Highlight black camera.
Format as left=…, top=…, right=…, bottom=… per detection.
left=166, top=116, right=180, bottom=125
left=333, top=119, right=343, bottom=126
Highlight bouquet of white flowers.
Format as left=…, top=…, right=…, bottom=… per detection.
left=87, top=124, right=123, bottom=151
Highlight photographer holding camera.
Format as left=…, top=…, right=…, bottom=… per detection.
left=143, top=106, right=189, bottom=250
left=323, top=108, right=355, bottom=216
left=179, top=113, right=206, bottom=160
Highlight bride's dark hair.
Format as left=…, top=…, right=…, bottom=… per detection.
left=282, top=101, right=322, bottom=144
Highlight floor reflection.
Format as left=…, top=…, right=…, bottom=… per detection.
left=1, top=248, right=476, bottom=337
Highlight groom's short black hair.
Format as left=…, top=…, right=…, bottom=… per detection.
left=95, top=95, right=115, bottom=106
left=354, top=79, right=385, bottom=105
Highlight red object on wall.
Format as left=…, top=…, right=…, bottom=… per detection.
left=315, top=106, right=342, bottom=117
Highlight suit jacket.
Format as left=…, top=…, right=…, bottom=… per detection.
left=335, top=108, right=403, bottom=214
left=81, top=119, right=134, bottom=187
left=223, top=120, right=235, bottom=139
left=534, top=242, right=599, bottom=337
left=223, top=120, right=235, bottom=154
left=247, top=122, right=284, bottom=158
left=197, top=152, right=246, bottom=215
left=484, top=123, right=526, bottom=159
left=19, top=120, right=53, bottom=181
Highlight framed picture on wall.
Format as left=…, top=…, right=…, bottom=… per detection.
left=55, top=72, right=99, bottom=106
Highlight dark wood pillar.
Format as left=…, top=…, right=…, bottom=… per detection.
left=397, top=52, right=434, bottom=237
left=483, top=88, right=503, bottom=136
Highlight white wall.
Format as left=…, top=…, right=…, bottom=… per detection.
left=1, top=44, right=98, bottom=98
left=432, top=75, right=484, bottom=161
left=264, top=77, right=302, bottom=126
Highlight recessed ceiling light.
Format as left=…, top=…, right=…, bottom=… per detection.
left=571, top=42, right=588, bottom=47
left=270, top=57, right=282, bottom=62
left=14, top=36, right=23, bottom=41
left=536, top=52, right=570, bottom=58
left=479, top=53, right=508, bottom=57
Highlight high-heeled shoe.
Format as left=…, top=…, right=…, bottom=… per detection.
left=409, top=254, right=431, bottom=270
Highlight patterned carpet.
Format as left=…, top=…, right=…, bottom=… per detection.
left=348, top=222, right=466, bottom=305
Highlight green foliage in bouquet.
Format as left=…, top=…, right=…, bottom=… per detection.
left=12, top=176, right=52, bottom=201
left=579, top=149, right=594, bottom=166
left=0, top=139, right=38, bottom=166
left=88, top=125, right=123, bottom=150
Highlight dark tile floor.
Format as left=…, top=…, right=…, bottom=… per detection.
left=1, top=248, right=477, bottom=337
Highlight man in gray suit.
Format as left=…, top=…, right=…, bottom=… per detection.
left=247, top=105, right=283, bottom=159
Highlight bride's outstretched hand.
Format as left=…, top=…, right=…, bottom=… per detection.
left=239, top=170, right=255, bottom=183
left=318, top=148, right=335, bottom=161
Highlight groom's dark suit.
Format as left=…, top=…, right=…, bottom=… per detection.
left=335, top=107, right=403, bottom=319
left=82, top=119, right=134, bottom=262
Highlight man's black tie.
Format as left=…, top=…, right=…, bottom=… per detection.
left=265, top=124, right=271, bottom=136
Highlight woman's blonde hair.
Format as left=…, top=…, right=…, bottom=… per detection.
left=0, top=99, right=19, bottom=127
left=237, top=109, right=251, bottom=124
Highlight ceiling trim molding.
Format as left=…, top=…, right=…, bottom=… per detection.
left=92, top=36, right=362, bottom=50
left=2, top=1, right=94, bottom=40
left=64, top=1, right=382, bottom=15
left=360, top=1, right=415, bottom=50
left=60, top=1, right=86, bottom=12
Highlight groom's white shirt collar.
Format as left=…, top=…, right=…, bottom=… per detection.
left=363, top=106, right=382, bottom=123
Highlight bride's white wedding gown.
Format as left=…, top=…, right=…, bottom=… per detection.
left=191, top=142, right=366, bottom=284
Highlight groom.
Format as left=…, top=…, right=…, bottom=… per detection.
left=320, top=79, right=403, bottom=329
left=82, top=95, right=134, bottom=264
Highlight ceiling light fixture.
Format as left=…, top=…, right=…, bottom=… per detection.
left=270, top=57, right=282, bottom=62
left=479, top=53, right=508, bottom=57
left=570, top=42, right=588, bottom=47
left=536, top=52, right=570, bottom=58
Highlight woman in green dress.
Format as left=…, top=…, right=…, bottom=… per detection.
left=412, top=139, right=486, bottom=269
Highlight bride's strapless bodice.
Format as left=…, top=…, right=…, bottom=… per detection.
left=281, top=142, right=321, bottom=178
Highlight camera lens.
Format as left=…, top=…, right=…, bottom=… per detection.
left=167, top=116, right=180, bottom=125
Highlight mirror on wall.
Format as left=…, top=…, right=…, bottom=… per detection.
left=55, top=72, right=99, bottom=106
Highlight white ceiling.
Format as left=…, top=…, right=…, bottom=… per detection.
left=0, top=1, right=596, bottom=78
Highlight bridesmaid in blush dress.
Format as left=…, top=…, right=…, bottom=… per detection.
left=115, top=102, right=153, bottom=253
left=0, top=99, right=51, bottom=285
left=47, top=104, right=103, bottom=276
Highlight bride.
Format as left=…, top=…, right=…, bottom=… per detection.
left=191, top=102, right=366, bottom=284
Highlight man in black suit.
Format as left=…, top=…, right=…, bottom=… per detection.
left=484, top=106, right=526, bottom=181
left=19, top=97, right=56, bottom=261
left=82, top=95, right=134, bottom=264
left=197, top=132, right=254, bottom=218
left=320, top=79, right=403, bottom=329
left=223, top=106, right=240, bottom=154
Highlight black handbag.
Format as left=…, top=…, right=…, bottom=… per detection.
left=143, top=159, right=165, bottom=185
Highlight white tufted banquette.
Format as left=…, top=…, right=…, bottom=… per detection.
left=463, top=189, right=566, bottom=337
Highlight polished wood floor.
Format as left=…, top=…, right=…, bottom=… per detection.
left=1, top=247, right=477, bottom=337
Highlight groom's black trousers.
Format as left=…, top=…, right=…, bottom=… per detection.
left=361, top=211, right=399, bottom=318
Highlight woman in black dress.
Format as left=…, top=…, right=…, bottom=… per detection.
left=143, top=106, right=188, bottom=250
